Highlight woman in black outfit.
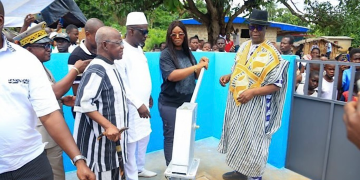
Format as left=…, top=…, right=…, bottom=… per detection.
left=158, top=20, right=209, bottom=165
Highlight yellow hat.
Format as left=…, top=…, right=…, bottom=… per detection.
left=14, top=22, right=51, bottom=47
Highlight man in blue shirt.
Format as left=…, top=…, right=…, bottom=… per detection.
left=340, top=48, right=360, bottom=92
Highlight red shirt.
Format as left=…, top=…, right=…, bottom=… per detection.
left=225, top=40, right=234, bottom=52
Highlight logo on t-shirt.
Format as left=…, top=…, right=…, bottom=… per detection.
left=8, top=79, right=29, bottom=84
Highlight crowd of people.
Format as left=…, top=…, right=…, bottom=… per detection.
left=1, top=2, right=360, bottom=180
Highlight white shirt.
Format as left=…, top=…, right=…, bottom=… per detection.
left=296, top=84, right=318, bottom=97
left=0, top=37, right=59, bottom=173
left=115, top=40, right=152, bottom=143
left=321, top=78, right=335, bottom=100
left=68, top=43, right=78, bottom=53
left=232, top=33, right=240, bottom=46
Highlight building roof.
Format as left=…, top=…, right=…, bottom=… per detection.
left=320, top=36, right=354, bottom=40
left=180, top=17, right=310, bottom=33
left=293, top=37, right=342, bottom=48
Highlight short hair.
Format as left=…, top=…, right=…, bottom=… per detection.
left=348, top=47, right=353, bottom=52
left=310, top=70, right=319, bottom=78
left=311, top=47, right=320, bottom=53
left=66, top=24, right=78, bottom=33
left=349, top=48, right=360, bottom=59
left=216, top=37, right=225, bottom=43
left=283, top=35, right=295, bottom=44
left=310, top=63, right=320, bottom=70
left=189, top=36, right=199, bottom=42
left=335, top=54, right=343, bottom=61
left=159, top=42, right=166, bottom=46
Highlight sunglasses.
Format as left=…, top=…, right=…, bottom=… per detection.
left=249, top=25, right=266, bottom=31
left=30, top=43, right=51, bottom=50
left=132, top=28, right=149, bottom=36
left=105, top=40, right=124, bottom=46
left=170, top=33, right=185, bottom=39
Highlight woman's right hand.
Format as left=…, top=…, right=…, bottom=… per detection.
left=198, top=58, right=209, bottom=70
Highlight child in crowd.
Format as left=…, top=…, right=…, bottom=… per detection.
left=296, top=63, right=320, bottom=85
left=320, top=55, right=328, bottom=61
left=340, top=71, right=360, bottom=102
left=340, top=48, right=360, bottom=92
left=202, top=42, right=211, bottom=51
left=212, top=44, right=219, bottom=52
left=296, top=71, right=319, bottom=97
left=321, top=61, right=336, bottom=99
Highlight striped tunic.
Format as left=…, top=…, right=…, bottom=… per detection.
left=218, top=40, right=289, bottom=177
left=73, top=55, right=128, bottom=172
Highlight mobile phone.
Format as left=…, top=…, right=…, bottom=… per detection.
left=31, top=13, right=43, bottom=22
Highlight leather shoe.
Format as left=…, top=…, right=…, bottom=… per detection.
left=222, top=171, right=247, bottom=180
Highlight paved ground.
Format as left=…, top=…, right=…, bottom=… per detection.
left=66, top=137, right=310, bottom=180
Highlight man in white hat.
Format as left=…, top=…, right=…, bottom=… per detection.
left=115, top=12, right=157, bottom=179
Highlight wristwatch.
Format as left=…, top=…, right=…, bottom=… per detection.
left=72, top=155, right=87, bottom=165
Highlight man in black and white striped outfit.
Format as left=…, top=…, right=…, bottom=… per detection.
left=218, top=9, right=289, bottom=180
left=73, top=26, right=128, bottom=180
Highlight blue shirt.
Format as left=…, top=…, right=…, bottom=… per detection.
left=342, top=67, right=353, bottom=91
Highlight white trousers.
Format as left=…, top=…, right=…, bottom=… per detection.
left=124, top=135, right=150, bottom=180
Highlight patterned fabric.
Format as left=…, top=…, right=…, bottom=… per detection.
left=218, top=40, right=289, bottom=177
left=73, top=56, right=129, bottom=172
left=229, top=40, right=281, bottom=106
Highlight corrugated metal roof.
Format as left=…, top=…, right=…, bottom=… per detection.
left=321, top=36, right=354, bottom=40
left=180, top=17, right=309, bottom=33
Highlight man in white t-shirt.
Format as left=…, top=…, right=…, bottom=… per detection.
left=326, top=42, right=332, bottom=58
left=0, top=2, right=94, bottom=179
left=231, top=28, right=240, bottom=52
left=115, top=12, right=156, bottom=180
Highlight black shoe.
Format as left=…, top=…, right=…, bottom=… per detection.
left=222, top=171, right=247, bottom=180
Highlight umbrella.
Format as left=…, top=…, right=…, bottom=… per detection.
left=3, top=0, right=54, bottom=27
left=41, top=0, right=87, bottom=28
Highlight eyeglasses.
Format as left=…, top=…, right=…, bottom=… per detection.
left=249, top=25, right=266, bottom=31
left=104, top=40, right=124, bottom=46
left=170, top=33, right=185, bottom=39
left=132, top=28, right=149, bottom=36
left=30, top=43, right=51, bottom=50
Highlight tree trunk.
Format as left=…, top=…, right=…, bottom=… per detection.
left=207, top=21, right=221, bottom=46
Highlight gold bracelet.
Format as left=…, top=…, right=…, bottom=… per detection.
left=194, top=65, right=198, bottom=73
left=72, top=67, right=80, bottom=75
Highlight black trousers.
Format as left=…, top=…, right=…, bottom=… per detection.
left=0, top=151, right=53, bottom=180
left=158, top=102, right=178, bottom=166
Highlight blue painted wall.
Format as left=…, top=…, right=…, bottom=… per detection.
left=44, top=53, right=295, bottom=172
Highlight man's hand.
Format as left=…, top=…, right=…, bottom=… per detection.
left=76, top=160, right=96, bottom=180
left=138, top=104, right=151, bottom=118
left=103, top=125, right=121, bottom=142
left=61, top=95, right=76, bottom=107
left=149, top=96, right=153, bottom=108
left=74, top=60, right=92, bottom=73
left=343, top=99, right=360, bottom=149
left=24, top=14, right=35, bottom=26
left=219, top=74, right=231, bottom=87
left=237, top=89, right=255, bottom=104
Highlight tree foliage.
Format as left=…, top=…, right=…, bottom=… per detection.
left=76, top=0, right=360, bottom=48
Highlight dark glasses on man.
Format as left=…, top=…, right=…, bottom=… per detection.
left=170, top=33, right=185, bottom=38
left=105, top=40, right=124, bottom=46
left=132, top=28, right=149, bottom=36
left=30, top=43, right=51, bottom=50
left=249, top=25, right=265, bottom=31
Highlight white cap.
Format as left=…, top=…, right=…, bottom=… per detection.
left=126, top=12, right=148, bottom=26
left=49, top=32, right=58, bottom=39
